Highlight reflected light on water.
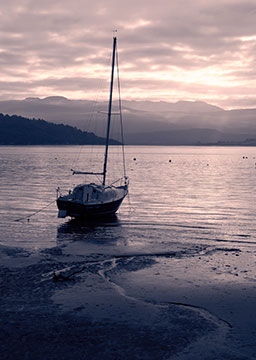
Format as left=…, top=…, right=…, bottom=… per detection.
left=0, top=145, right=256, bottom=251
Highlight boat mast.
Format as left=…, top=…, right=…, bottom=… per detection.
left=103, top=36, right=116, bottom=186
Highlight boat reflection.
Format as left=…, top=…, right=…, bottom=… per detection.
left=56, top=215, right=126, bottom=245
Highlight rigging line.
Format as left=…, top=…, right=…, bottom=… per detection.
left=88, top=50, right=113, bottom=163
left=116, top=42, right=127, bottom=179
left=103, top=36, right=117, bottom=186
left=109, top=114, right=120, bottom=182
left=70, top=50, right=112, bottom=179
left=71, top=60, right=109, bottom=171
left=14, top=199, right=56, bottom=222
left=70, top=89, right=102, bottom=173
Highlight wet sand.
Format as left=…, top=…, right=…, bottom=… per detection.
left=1, top=242, right=256, bottom=360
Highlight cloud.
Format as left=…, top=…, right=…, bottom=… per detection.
left=0, top=0, right=256, bottom=109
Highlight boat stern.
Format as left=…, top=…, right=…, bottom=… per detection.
left=58, top=209, right=68, bottom=218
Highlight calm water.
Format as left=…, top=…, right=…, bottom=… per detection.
left=0, top=145, right=256, bottom=251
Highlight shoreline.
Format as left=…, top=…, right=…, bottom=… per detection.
left=1, top=242, right=256, bottom=359
left=1, top=144, right=256, bottom=147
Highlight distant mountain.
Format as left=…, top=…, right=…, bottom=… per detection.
left=122, top=100, right=223, bottom=113
left=124, top=128, right=256, bottom=145
left=1, top=97, right=256, bottom=145
left=199, top=138, right=256, bottom=146
left=0, top=113, right=119, bottom=145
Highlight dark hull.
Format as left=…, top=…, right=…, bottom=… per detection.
left=57, top=195, right=126, bottom=219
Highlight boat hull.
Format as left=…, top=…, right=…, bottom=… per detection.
left=57, top=193, right=127, bottom=219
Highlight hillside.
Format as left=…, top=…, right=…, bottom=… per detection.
left=1, top=97, right=256, bottom=144
left=0, top=113, right=119, bottom=145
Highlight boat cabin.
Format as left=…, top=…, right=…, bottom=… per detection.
left=71, top=183, right=119, bottom=204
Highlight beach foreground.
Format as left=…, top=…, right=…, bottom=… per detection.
left=1, top=240, right=256, bottom=360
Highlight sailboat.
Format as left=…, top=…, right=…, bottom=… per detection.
left=56, top=36, right=128, bottom=219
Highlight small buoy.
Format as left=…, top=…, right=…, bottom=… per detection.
left=133, top=158, right=136, bottom=161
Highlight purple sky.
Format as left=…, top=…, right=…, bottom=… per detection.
left=1, top=0, right=256, bottom=109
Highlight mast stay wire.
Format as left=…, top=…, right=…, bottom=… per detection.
left=70, top=75, right=107, bottom=175
left=116, top=42, right=127, bottom=181
left=70, top=50, right=112, bottom=178
left=116, top=38, right=134, bottom=215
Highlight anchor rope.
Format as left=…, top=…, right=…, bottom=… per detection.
left=14, top=199, right=56, bottom=222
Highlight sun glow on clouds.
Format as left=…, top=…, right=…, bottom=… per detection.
left=48, top=32, right=68, bottom=44
left=123, top=19, right=152, bottom=30
left=240, top=35, right=256, bottom=42
left=1, top=0, right=256, bottom=108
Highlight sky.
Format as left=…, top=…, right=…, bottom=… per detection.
left=1, top=0, right=256, bottom=109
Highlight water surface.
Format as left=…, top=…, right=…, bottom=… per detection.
left=0, top=145, right=255, bottom=252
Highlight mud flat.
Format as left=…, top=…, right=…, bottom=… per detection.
left=0, top=242, right=256, bottom=360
